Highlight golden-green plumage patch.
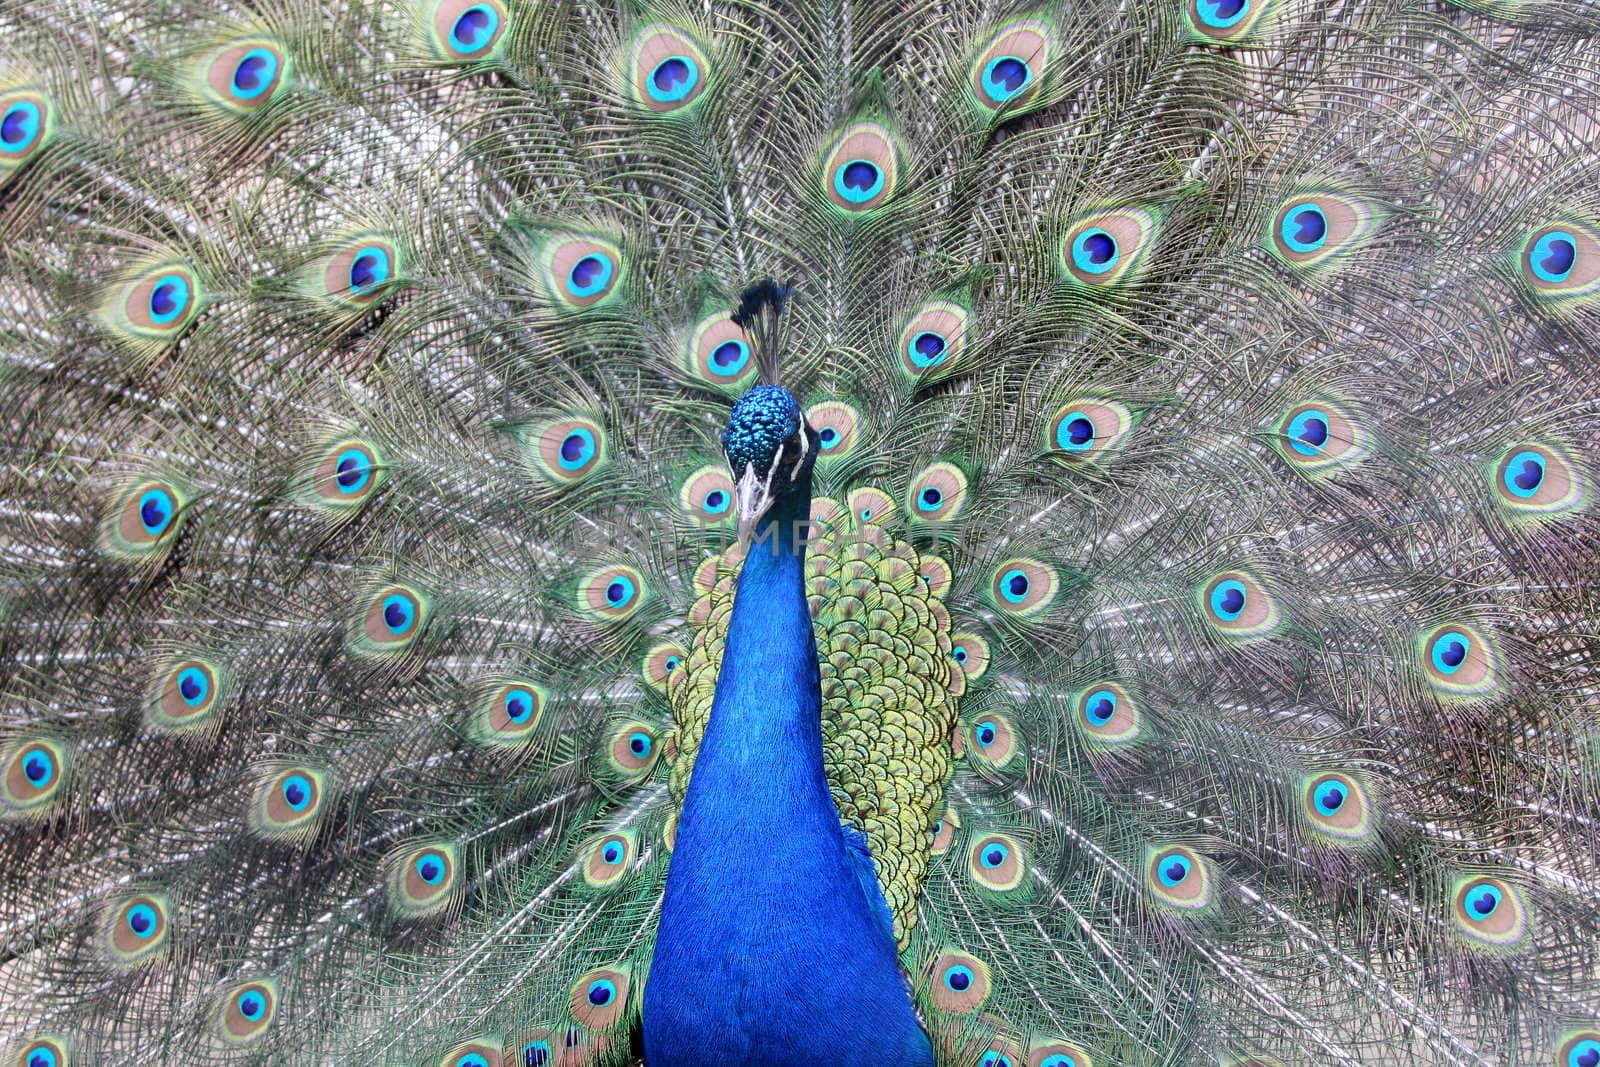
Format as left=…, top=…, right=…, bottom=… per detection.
left=668, top=493, right=962, bottom=946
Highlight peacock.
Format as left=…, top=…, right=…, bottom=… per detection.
left=3, top=0, right=1600, bottom=1061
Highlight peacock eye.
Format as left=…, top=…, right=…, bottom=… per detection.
left=781, top=437, right=802, bottom=464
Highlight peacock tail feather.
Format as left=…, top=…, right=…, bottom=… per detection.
left=2, top=0, right=1599, bottom=1062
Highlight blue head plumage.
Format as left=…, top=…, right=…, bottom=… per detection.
left=722, top=385, right=816, bottom=545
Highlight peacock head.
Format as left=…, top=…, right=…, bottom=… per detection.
left=722, top=384, right=818, bottom=546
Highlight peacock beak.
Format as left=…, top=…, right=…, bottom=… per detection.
left=733, top=462, right=777, bottom=549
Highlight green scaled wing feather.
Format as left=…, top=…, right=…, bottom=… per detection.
left=3, top=0, right=1600, bottom=1062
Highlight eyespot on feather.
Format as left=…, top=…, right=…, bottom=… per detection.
left=216, top=979, right=278, bottom=1044
left=1060, top=209, right=1158, bottom=287
left=906, top=463, right=969, bottom=524
left=926, top=950, right=992, bottom=1013
left=102, top=260, right=202, bottom=349
left=441, top=1040, right=502, bottom=1067
left=105, top=480, right=186, bottom=558
left=149, top=656, right=231, bottom=734
left=969, top=20, right=1050, bottom=112
left=630, top=25, right=709, bottom=112
left=807, top=401, right=861, bottom=461
left=897, top=301, right=969, bottom=378
left=104, top=894, right=171, bottom=965
left=3, top=738, right=68, bottom=817
left=426, top=0, right=509, bottom=62
left=1046, top=400, right=1130, bottom=461
left=1555, top=1030, right=1600, bottom=1067
left=643, top=642, right=686, bottom=691
left=577, top=565, right=645, bottom=622
left=388, top=842, right=459, bottom=918
left=475, top=681, right=545, bottom=746
left=311, top=438, right=384, bottom=506
left=1144, top=845, right=1213, bottom=911
left=967, top=712, right=1018, bottom=769
left=583, top=831, right=636, bottom=888
left=1074, top=682, right=1140, bottom=745
left=12, top=1036, right=71, bottom=1067
left=359, top=585, right=429, bottom=649
left=1267, top=193, right=1380, bottom=271
left=541, top=236, right=623, bottom=309
left=607, top=722, right=659, bottom=776
left=1275, top=401, right=1363, bottom=472
left=846, top=487, right=896, bottom=528
left=0, top=90, right=53, bottom=171
left=967, top=833, right=1025, bottom=891
left=1418, top=622, right=1499, bottom=698
left=199, top=40, right=290, bottom=113
left=250, top=765, right=328, bottom=840
left=1186, top=0, right=1278, bottom=42
left=569, top=966, right=630, bottom=1029
left=1029, top=1041, right=1095, bottom=1067
left=686, top=312, right=756, bottom=389
left=1492, top=442, right=1584, bottom=517
left=822, top=122, right=899, bottom=212
left=1297, top=771, right=1374, bottom=843
left=989, top=558, right=1058, bottom=618
left=678, top=466, right=735, bottom=524
left=949, top=632, right=989, bottom=680
left=930, top=806, right=960, bottom=855
left=1199, top=570, right=1281, bottom=640
left=528, top=416, right=607, bottom=485
left=1450, top=874, right=1528, bottom=949
left=318, top=236, right=401, bottom=306
left=1517, top=221, right=1600, bottom=303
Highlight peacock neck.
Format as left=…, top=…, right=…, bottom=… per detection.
left=644, top=477, right=933, bottom=1064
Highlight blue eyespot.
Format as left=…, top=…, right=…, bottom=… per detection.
left=451, top=5, right=501, bottom=54
left=605, top=575, right=636, bottom=607
left=833, top=159, right=884, bottom=204
left=702, top=488, right=730, bottom=515
left=22, top=749, right=53, bottom=786
left=523, top=1040, right=552, bottom=1067
left=2, top=101, right=42, bottom=150
left=999, top=569, right=1031, bottom=603
left=1070, top=229, right=1118, bottom=274
left=1566, top=1038, right=1600, bottom=1067
left=982, top=55, right=1032, bottom=102
left=138, top=487, right=176, bottom=536
left=1157, top=853, right=1191, bottom=887
left=349, top=248, right=391, bottom=294
left=557, top=428, right=596, bottom=471
left=952, top=645, right=967, bottom=663
left=819, top=427, right=839, bottom=449
left=27, top=1049, right=59, bottom=1067
left=382, top=594, right=415, bottom=635
left=1530, top=230, right=1578, bottom=283
left=1280, top=203, right=1328, bottom=253
left=917, top=487, right=943, bottom=511
left=975, top=720, right=997, bottom=748
left=177, top=666, right=210, bottom=706
left=1084, top=689, right=1117, bottom=725
left=281, top=774, right=313, bottom=812
left=1312, top=778, right=1346, bottom=816
left=587, top=978, right=616, bottom=1006
left=456, top=1055, right=490, bottom=1067
left=1285, top=409, right=1330, bottom=456
left=415, top=853, right=446, bottom=885
left=601, top=842, right=623, bottom=864
left=238, top=992, right=266, bottom=1019
left=1502, top=449, right=1546, bottom=498
left=647, top=56, right=700, bottom=102
left=127, top=903, right=159, bottom=938
left=1195, top=0, right=1250, bottom=28
left=907, top=330, right=948, bottom=369
left=981, top=843, right=1009, bottom=868
left=504, top=688, right=536, bottom=724
left=148, top=275, right=190, bottom=324
left=708, top=339, right=750, bottom=377
left=335, top=449, right=372, bottom=492
left=943, top=965, right=973, bottom=992
left=231, top=48, right=280, bottom=100
left=1209, top=579, right=1247, bottom=620
left=1039, top=1057, right=1078, bottom=1067
left=567, top=254, right=614, bottom=298
left=628, top=731, right=653, bottom=758
left=1054, top=413, right=1095, bottom=452
left=1430, top=630, right=1470, bottom=674
left=979, top=1054, right=1015, bottom=1067
left=1463, top=882, right=1502, bottom=920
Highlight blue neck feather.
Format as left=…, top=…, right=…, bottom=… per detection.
left=644, top=482, right=933, bottom=1065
